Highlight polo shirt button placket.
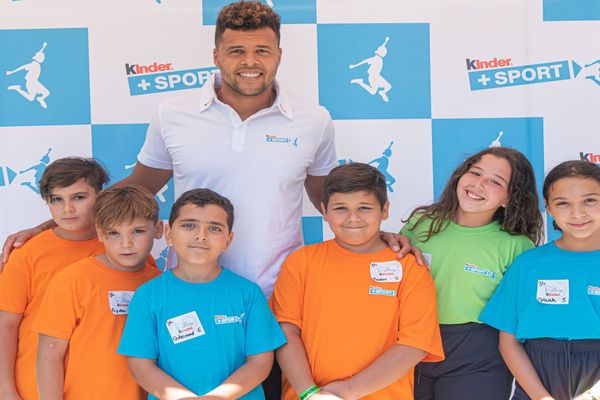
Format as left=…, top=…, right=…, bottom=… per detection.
left=231, top=122, right=247, bottom=154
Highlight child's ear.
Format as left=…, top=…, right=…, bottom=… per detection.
left=224, top=231, right=234, bottom=251
left=95, top=225, right=105, bottom=243
left=381, top=200, right=390, bottom=221
left=154, top=220, right=164, bottom=239
left=164, top=223, right=172, bottom=246
left=320, top=202, right=328, bottom=221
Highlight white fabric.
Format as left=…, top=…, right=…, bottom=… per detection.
left=138, top=74, right=336, bottom=296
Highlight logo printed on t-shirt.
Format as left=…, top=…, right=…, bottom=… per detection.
left=166, top=311, right=205, bottom=344
left=588, top=285, right=600, bottom=296
left=537, top=279, right=569, bottom=304
left=464, top=263, right=497, bottom=281
left=369, top=286, right=397, bottom=297
left=265, top=134, right=299, bottom=147
left=108, top=291, right=134, bottom=315
left=370, top=260, right=402, bottom=282
left=214, top=313, right=245, bottom=325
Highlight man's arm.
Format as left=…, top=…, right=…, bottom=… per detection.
left=499, top=332, right=555, bottom=400
left=276, top=323, right=342, bottom=400
left=127, top=357, right=199, bottom=400
left=37, top=334, right=68, bottom=400
left=304, top=175, right=325, bottom=213
left=0, top=311, right=23, bottom=400
left=322, top=344, right=426, bottom=400
left=0, top=162, right=172, bottom=270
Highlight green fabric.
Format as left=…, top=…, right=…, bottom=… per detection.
left=401, top=215, right=533, bottom=324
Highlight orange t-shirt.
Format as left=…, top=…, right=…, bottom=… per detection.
left=0, top=229, right=103, bottom=400
left=271, top=240, right=444, bottom=400
left=31, top=256, right=160, bottom=400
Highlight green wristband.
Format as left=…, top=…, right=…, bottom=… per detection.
left=299, top=384, right=321, bottom=400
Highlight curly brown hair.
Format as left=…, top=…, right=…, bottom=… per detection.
left=215, top=1, right=281, bottom=46
left=404, top=147, right=544, bottom=245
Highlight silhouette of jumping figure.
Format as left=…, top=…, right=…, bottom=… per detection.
left=368, top=141, right=396, bottom=192
left=20, top=148, right=52, bottom=194
left=349, top=37, right=392, bottom=102
left=582, top=59, right=600, bottom=86
left=6, top=42, right=50, bottom=109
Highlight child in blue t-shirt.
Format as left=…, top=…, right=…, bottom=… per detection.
left=118, top=188, right=286, bottom=400
left=481, top=160, right=600, bottom=400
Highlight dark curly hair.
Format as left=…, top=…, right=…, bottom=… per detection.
left=215, top=1, right=281, bottom=46
left=404, top=147, right=543, bottom=245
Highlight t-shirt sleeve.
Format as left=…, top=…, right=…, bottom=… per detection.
left=31, top=273, right=79, bottom=340
left=117, top=287, right=159, bottom=359
left=479, top=257, right=521, bottom=336
left=137, top=107, right=173, bottom=171
left=0, top=250, right=29, bottom=314
left=270, top=251, right=304, bottom=329
left=244, top=284, right=287, bottom=357
left=306, top=114, right=337, bottom=176
left=396, top=256, right=444, bottom=362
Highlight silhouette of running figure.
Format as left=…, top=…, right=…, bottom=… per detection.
left=6, top=42, right=50, bottom=109
left=20, top=148, right=52, bottom=194
left=489, top=131, right=504, bottom=148
left=266, top=0, right=274, bottom=6
left=368, top=141, right=396, bottom=192
left=349, top=37, right=392, bottom=102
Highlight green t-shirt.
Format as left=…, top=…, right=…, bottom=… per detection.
left=401, top=215, right=534, bottom=324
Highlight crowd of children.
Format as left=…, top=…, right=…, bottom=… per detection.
left=0, top=150, right=599, bottom=400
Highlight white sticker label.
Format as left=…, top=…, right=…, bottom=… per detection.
left=588, top=285, right=600, bottom=296
left=370, top=260, right=402, bottom=283
left=166, top=311, right=205, bottom=344
left=108, top=291, right=134, bottom=315
left=422, top=253, right=432, bottom=268
left=537, top=279, right=569, bottom=305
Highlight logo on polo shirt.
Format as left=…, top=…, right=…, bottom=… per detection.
left=125, top=60, right=218, bottom=96
left=108, top=291, right=134, bottom=315
left=537, top=279, right=569, bottom=304
left=464, top=263, right=497, bottom=281
left=214, top=313, right=245, bottom=325
left=166, top=311, right=205, bottom=344
left=467, top=55, right=600, bottom=91
left=265, top=134, right=298, bottom=147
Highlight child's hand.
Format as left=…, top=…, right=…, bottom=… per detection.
left=380, top=232, right=426, bottom=266
left=321, top=380, right=357, bottom=400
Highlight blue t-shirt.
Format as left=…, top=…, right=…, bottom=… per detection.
left=118, top=268, right=286, bottom=399
left=480, top=242, right=600, bottom=341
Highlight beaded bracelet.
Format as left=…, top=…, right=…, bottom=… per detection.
left=299, top=384, right=321, bottom=400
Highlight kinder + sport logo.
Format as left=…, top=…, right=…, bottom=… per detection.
left=126, top=61, right=218, bottom=96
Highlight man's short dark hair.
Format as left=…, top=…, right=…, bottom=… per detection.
left=169, top=188, right=235, bottom=231
left=322, top=163, right=388, bottom=209
left=215, top=1, right=281, bottom=46
left=39, top=157, right=109, bottom=201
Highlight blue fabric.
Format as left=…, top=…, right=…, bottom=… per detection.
left=118, top=268, right=286, bottom=399
left=480, top=242, right=600, bottom=341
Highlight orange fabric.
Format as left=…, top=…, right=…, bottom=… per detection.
left=271, top=240, right=444, bottom=400
left=0, top=229, right=103, bottom=400
left=32, top=256, right=160, bottom=400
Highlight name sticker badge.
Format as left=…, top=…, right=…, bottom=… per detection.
left=588, top=285, right=600, bottom=296
left=370, top=260, right=403, bottom=283
left=108, top=291, right=134, bottom=315
left=166, top=311, right=205, bottom=344
left=537, top=279, right=569, bottom=305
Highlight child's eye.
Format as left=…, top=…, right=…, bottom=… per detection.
left=468, top=171, right=480, bottom=177
left=333, top=207, right=346, bottom=212
left=585, top=198, right=598, bottom=205
left=133, top=229, right=146, bottom=234
left=74, top=195, right=87, bottom=201
left=490, top=180, right=502, bottom=187
left=181, top=223, right=195, bottom=229
left=106, top=231, right=119, bottom=237
left=358, top=206, right=372, bottom=211
left=208, top=225, right=222, bottom=233
left=49, top=196, right=62, bottom=203
left=555, top=201, right=569, bottom=207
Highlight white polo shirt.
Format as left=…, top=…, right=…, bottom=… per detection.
left=138, top=74, right=336, bottom=296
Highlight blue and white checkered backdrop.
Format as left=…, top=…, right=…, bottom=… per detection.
left=2, top=0, right=600, bottom=259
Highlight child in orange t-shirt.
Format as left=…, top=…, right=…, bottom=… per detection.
left=32, top=185, right=162, bottom=400
left=271, top=163, right=445, bottom=400
left=0, top=157, right=108, bottom=400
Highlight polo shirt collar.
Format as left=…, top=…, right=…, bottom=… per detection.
left=198, top=73, right=294, bottom=120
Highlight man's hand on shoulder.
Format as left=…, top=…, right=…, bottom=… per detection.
left=380, top=232, right=426, bottom=266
